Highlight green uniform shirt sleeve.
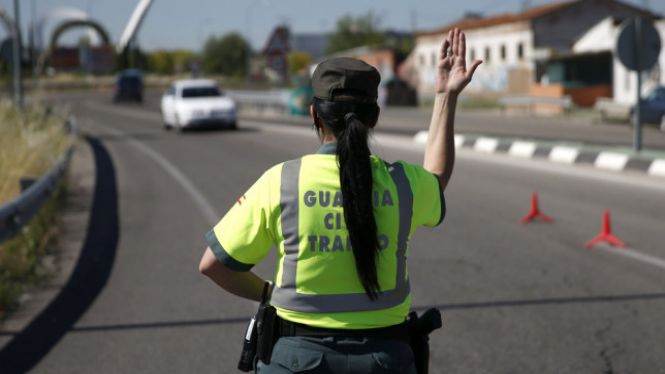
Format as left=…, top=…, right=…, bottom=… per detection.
left=205, top=172, right=274, bottom=271
left=402, top=162, right=446, bottom=228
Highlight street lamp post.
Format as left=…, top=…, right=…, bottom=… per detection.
left=12, top=0, right=23, bottom=107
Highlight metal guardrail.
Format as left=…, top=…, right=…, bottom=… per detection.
left=227, top=89, right=290, bottom=113
left=0, top=117, right=77, bottom=244
left=498, top=95, right=573, bottom=110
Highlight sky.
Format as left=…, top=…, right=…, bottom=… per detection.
left=0, top=0, right=663, bottom=52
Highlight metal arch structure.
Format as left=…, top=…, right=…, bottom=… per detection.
left=116, top=0, right=154, bottom=54
left=35, top=7, right=100, bottom=52
left=37, top=18, right=112, bottom=74
left=48, top=19, right=111, bottom=49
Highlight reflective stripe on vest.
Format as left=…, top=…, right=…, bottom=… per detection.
left=270, top=158, right=413, bottom=313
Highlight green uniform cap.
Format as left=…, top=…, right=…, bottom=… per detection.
left=312, top=57, right=381, bottom=104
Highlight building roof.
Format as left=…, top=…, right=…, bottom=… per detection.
left=417, top=0, right=573, bottom=36
left=416, top=0, right=658, bottom=37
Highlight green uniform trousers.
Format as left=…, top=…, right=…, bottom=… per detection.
left=256, top=336, right=417, bottom=374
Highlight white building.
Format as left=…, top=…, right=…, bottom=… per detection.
left=574, top=17, right=665, bottom=105
left=411, top=0, right=661, bottom=105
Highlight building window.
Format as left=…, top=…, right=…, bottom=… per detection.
left=485, top=47, right=490, bottom=63
left=500, top=45, right=506, bottom=61
left=517, top=43, right=524, bottom=60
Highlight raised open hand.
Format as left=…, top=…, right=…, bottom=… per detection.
left=436, top=28, right=482, bottom=94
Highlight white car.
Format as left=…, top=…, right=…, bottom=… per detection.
left=161, top=79, right=237, bottom=130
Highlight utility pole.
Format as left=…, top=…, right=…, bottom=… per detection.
left=12, top=0, right=23, bottom=108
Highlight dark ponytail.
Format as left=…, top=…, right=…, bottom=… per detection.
left=313, top=98, right=381, bottom=299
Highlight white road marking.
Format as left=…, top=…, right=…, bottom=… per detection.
left=474, top=137, right=499, bottom=153
left=413, top=131, right=428, bottom=144
left=459, top=148, right=665, bottom=192
left=549, top=146, right=579, bottom=164
left=83, top=106, right=220, bottom=226
left=412, top=131, right=465, bottom=150
left=648, top=160, right=665, bottom=177
left=454, top=135, right=465, bottom=149
left=597, top=244, right=665, bottom=271
left=508, top=141, right=537, bottom=158
left=595, top=152, right=629, bottom=171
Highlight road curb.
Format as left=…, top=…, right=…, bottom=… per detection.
left=413, top=131, right=665, bottom=178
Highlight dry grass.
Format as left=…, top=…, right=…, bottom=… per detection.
left=0, top=100, right=72, bottom=205
left=0, top=100, right=72, bottom=316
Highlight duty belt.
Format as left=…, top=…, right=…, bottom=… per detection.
left=276, top=316, right=411, bottom=343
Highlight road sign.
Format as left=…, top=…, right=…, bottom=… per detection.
left=615, top=17, right=662, bottom=153
left=616, top=18, right=661, bottom=72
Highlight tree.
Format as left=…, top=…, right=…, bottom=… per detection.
left=326, top=12, right=385, bottom=54
left=202, top=33, right=250, bottom=77
left=115, top=46, right=149, bottom=71
left=146, top=49, right=198, bottom=75
left=148, top=49, right=174, bottom=75
left=287, top=51, right=312, bottom=75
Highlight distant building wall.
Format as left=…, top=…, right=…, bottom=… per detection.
left=575, top=17, right=664, bottom=105
left=414, top=22, right=533, bottom=99
left=411, top=0, right=659, bottom=104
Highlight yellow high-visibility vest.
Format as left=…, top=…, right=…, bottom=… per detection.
left=206, top=145, right=444, bottom=329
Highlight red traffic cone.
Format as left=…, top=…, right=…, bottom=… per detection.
left=584, top=209, right=625, bottom=249
left=521, top=192, right=554, bottom=224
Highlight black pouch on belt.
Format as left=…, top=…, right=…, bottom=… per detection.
left=256, top=304, right=278, bottom=365
left=408, top=308, right=443, bottom=374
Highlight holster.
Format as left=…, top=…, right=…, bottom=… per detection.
left=256, top=304, right=278, bottom=364
left=237, top=282, right=277, bottom=371
left=407, top=308, right=443, bottom=374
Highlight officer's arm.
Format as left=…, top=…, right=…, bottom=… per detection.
left=423, top=93, right=457, bottom=188
left=423, top=28, right=481, bottom=188
left=199, top=247, right=265, bottom=302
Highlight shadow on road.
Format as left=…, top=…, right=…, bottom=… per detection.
left=0, top=136, right=120, bottom=373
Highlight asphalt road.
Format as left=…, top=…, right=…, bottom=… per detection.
left=139, top=89, right=665, bottom=151
left=11, top=92, right=665, bottom=373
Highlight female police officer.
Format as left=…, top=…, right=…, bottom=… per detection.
left=199, top=28, right=481, bottom=373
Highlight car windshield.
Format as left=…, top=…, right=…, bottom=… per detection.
left=647, top=88, right=665, bottom=101
left=119, top=76, right=141, bottom=87
left=181, top=86, right=222, bottom=98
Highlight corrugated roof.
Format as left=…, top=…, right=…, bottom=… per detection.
left=416, top=0, right=576, bottom=36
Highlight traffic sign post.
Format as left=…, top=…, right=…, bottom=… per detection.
left=12, top=0, right=23, bottom=108
left=616, top=17, right=661, bottom=153
left=634, top=18, right=642, bottom=153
